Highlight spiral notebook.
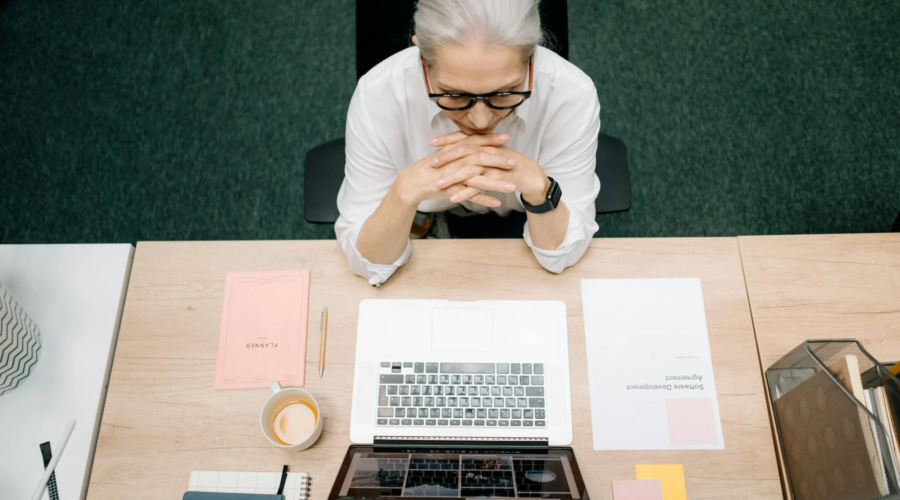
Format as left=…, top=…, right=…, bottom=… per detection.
left=188, top=471, right=310, bottom=500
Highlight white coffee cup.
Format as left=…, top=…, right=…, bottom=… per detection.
left=260, top=381, right=323, bottom=451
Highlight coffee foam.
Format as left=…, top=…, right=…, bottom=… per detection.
left=272, top=401, right=317, bottom=445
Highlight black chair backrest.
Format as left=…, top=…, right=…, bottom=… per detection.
left=356, top=0, right=569, bottom=81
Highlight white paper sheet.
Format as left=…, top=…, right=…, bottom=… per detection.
left=188, top=471, right=309, bottom=499
left=581, top=278, right=724, bottom=450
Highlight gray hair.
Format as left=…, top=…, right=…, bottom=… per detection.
left=414, top=0, right=545, bottom=64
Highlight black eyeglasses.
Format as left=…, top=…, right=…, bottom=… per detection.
left=421, top=58, right=533, bottom=111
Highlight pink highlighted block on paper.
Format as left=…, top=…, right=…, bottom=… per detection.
left=666, top=398, right=717, bottom=445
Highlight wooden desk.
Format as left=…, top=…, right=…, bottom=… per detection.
left=738, top=233, right=900, bottom=498
left=87, top=239, right=781, bottom=500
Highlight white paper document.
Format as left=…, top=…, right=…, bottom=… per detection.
left=581, top=278, right=724, bottom=450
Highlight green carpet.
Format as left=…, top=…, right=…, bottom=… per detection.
left=1, top=0, right=898, bottom=244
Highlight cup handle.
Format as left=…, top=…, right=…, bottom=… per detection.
left=270, top=381, right=283, bottom=393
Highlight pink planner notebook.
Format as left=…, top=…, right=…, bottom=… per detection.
left=214, top=270, right=310, bottom=389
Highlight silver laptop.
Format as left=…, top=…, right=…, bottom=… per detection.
left=349, top=299, right=573, bottom=445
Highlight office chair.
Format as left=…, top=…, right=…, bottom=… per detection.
left=893, top=211, right=900, bottom=232
left=304, top=0, right=631, bottom=225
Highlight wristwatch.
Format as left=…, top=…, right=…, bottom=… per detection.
left=520, top=177, right=562, bottom=214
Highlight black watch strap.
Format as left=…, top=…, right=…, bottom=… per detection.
left=520, top=177, right=562, bottom=214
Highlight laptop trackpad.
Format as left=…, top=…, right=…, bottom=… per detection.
left=431, top=309, right=493, bottom=352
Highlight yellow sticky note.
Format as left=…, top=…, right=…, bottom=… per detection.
left=634, top=464, right=686, bottom=500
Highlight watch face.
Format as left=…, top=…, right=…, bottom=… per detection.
left=549, top=180, right=562, bottom=207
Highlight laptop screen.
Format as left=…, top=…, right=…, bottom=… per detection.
left=329, top=446, right=587, bottom=500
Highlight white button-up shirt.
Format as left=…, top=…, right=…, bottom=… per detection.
left=335, top=46, right=601, bottom=285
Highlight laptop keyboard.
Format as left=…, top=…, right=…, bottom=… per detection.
left=375, top=362, right=546, bottom=428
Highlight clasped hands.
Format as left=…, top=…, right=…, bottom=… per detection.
left=393, top=131, right=551, bottom=209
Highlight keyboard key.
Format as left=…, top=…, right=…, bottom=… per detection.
left=388, top=385, right=398, bottom=395
left=401, top=419, right=412, bottom=425
left=395, top=408, right=405, bottom=418
left=528, top=398, right=546, bottom=408
left=511, top=420, right=522, bottom=427
left=471, top=398, right=481, bottom=407
left=410, top=386, right=420, bottom=395
left=459, top=397, right=469, bottom=407
left=417, top=375, right=427, bottom=384
left=503, top=387, right=513, bottom=396
left=453, top=409, right=463, bottom=418
left=494, top=398, right=504, bottom=407
left=467, top=386, right=478, bottom=396
left=401, top=397, right=411, bottom=406
left=405, top=375, right=415, bottom=384
left=439, top=419, right=449, bottom=425
left=418, top=408, right=428, bottom=418
left=426, top=419, right=436, bottom=425
left=526, top=387, right=544, bottom=396
left=413, top=419, right=424, bottom=425
left=524, top=410, right=533, bottom=419
left=514, top=387, right=525, bottom=397
left=491, top=387, right=501, bottom=396
left=489, top=409, right=499, bottom=418
left=440, top=363, right=495, bottom=374
left=508, top=376, right=518, bottom=385
left=497, top=363, right=510, bottom=374
left=415, top=362, right=425, bottom=373
left=381, top=361, right=390, bottom=368
left=392, top=366, right=401, bottom=373
left=429, top=408, right=440, bottom=418
left=465, top=409, right=475, bottom=418
left=512, top=409, right=522, bottom=419
left=448, top=397, right=457, bottom=406
left=445, top=386, right=455, bottom=395
left=413, top=397, right=424, bottom=406
left=425, top=362, right=439, bottom=373
left=434, top=386, right=443, bottom=395
left=511, top=363, right=521, bottom=374
left=505, top=398, right=516, bottom=407
left=534, top=363, right=544, bottom=374
left=377, top=418, right=388, bottom=425
left=531, top=376, right=544, bottom=385
left=497, top=376, right=507, bottom=385
left=403, top=362, right=413, bottom=368
left=428, top=375, right=438, bottom=384
left=479, top=386, right=490, bottom=396
left=520, top=376, right=530, bottom=385
left=523, top=363, right=533, bottom=374
left=536, top=420, right=546, bottom=427
left=390, top=397, right=400, bottom=406
left=477, top=409, right=487, bottom=418
left=380, top=375, right=404, bottom=384
left=485, top=375, right=495, bottom=384
left=482, top=398, right=492, bottom=407
left=450, top=420, right=460, bottom=426
left=474, top=420, right=485, bottom=426
left=474, top=375, right=484, bottom=384
left=463, top=375, right=472, bottom=384
left=451, top=375, right=461, bottom=384
left=436, top=397, right=446, bottom=406
left=425, top=397, right=434, bottom=406
left=400, top=386, right=410, bottom=395
left=440, top=375, right=450, bottom=384
left=524, top=421, right=534, bottom=427
left=442, top=409, right=452, bottom=418
left=535, top=410, right=546, bottom=419
left=499, top=420, right=510, bottom=426
left=378, top=408, right=393, bottom=417
left=389, top=419, right=400, bottom=425
left=500, top=409, right=510, bottom=418
left=487, top=420, right=498, bottom=426
left=517, top=398, right=527, bottom=407
left=462, top=420, right=473, bottom=426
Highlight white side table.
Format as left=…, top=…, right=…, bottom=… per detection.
left=0, top=244, right=133, bottom=500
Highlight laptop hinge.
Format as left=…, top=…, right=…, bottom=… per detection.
left=373, top=436, right=549, bottom=450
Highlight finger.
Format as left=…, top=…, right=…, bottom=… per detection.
left=436, top=165, right=483, bottom=188
left=430, top=132, right=510, bottom=148
left=458, top=175, right=516, bottom=193
left=469, top=192, right=502, bottom=207
left=448, top=186, right=482, bottom=203
left=429, top=144, right=483, bottom=168
left=429, top=131, right=470, bottom=147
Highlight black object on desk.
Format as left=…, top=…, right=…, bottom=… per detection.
left=39, top=441, right=60, bottom=500
left=183, top=494, right=282, bottom=500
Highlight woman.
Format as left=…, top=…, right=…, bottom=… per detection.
left=336, top=0, right=601, bottom=286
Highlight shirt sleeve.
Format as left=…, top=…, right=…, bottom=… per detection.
left=523, top=85, right=601, bottom=273
left=334, top=83, right=411, bottom=286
